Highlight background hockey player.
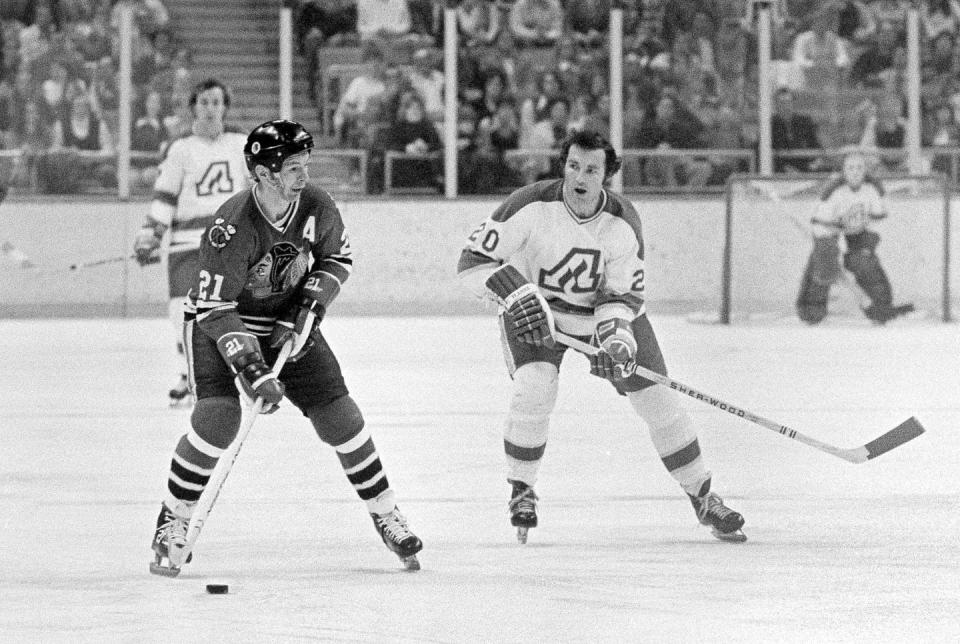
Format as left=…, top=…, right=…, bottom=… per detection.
left=150, top=119, right=422, bottom=575
left=796, top=150, right=913, bottom=324
left=456, top=130, right=746, bottom=544
left=133, top=78, right=249, bottom=406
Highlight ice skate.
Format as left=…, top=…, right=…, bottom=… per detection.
left=371, top=506, right=422, bottom=571
left=149, top=503, right=192, bottom=577
left=864, top=302, right=915, bottom=325
left=689, top=487, right=746, bottom=543
left=168, top=375, right=193, bottom=408
left=508, top=479, right=538, bottom=544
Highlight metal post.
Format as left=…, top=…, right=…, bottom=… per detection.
left=906, top=5, right=922, bottom=173
left=117, top=5, right=132, bottom=200
left=279, top=6, right=293, bottom=120
left=756, top=1, right=773, bottom=175
left=609, top=3, right=624, bottom=192
left=443, top=2, right=458, bottom=199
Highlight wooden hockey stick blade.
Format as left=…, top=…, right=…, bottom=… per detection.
left=553, top=331, right=925, bottom=464
left=859, top=416, right=925, bottom=461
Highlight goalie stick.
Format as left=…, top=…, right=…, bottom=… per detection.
left=151, top=314, right=315, bottom=577
left=555, top=331, right=924, bottom=464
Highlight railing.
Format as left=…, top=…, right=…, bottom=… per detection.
left=383, top=151, right=443, bottom=195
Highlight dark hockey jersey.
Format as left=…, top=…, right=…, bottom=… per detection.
left=186, top=183, right=352, bottom=341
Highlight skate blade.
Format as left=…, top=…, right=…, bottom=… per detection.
left=400, top=555, right=421, bottom=571
left=517, top=527, right=529, bottom=544
left=149, top=556, right=181, bottom=577
left=711, top=527, right=747, bottom=543
left=169, top=397, right=194, bottom=409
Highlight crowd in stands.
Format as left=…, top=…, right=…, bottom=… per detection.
left=0, top=0, right=190, bottom=193
left=296, top=0, right=960, bottom=192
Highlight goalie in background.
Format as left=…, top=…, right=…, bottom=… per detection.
left=796, top=150, right=913, bottom=324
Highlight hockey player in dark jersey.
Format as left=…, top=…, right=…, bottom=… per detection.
left=457, top=130, right=746, bottom=543
left=150, top=119, right=422, bottom=574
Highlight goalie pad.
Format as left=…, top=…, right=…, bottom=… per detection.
left=795, top=236, right=840, bottom=324
left=844, top=247, right=892, bottom=312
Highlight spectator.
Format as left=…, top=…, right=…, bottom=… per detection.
left=565, top=0, right=610, bottom=49
left=357, top=0, right=412, bottom=42
left=131, top=88, right=168, bottom=187
left=771, top=87, right=823, bottom=172
left=297, top=0, right=359, bottom=103
left=333, top=44, right=389, bottom=145
left=836, top=0, right=876, bottom=46
left=508, top=0, right=563, bottom=48
left=39, top=61, right=69, bottom=124
left=662, top=0, right=718, bottom=46
left=790, top=6, right=850, bottom=88
left=476, top=68, right=511, bottom=121
left=384, top=91, right=442, bottom=191
left=857, top=95, right=907, bottom=172
left=47, top=92, right=115, bottom=191
left=90, top=55, right=119, bottom=138
left=518, top=96, right=570, bottom=183
left=407, top=47, right=444, bottom=125
left=635, top=92, right=711, bottom=188
left=17, top=99, right=56, bottom=190
left=468, top=95, right=522, bottom=192
left=407, top=0, right=440, bottom=45
left=922, top=0, right=960, bottom=40
left=0, top=79, right=16, bottom=148
left=457, top=0, right=501, bottom=47
left=695, top=91, right=750, bottom=185
left=518, top=69, right=563, bottom=140
left=924, top=100, right=960, bottom=176
left=850, top=20, right=901, bottom=88
left=867, top=0, right=907, bottom=34
left=921, top=31, right=958, bottom=99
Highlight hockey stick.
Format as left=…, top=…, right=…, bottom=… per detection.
left=554, top=331, right=924, bottom=464
left=167, top=314, right=316, bottom=569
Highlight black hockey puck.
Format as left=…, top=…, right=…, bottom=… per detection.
left=205, top=584, right=229, bottom=594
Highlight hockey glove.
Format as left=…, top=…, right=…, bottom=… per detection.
left=216, top=332, right=285, bottom=413
left=269, top=270, right=339, bottom=359
left=595, top=318, right=637, bottom=364
left=133, top=225, right=162, bottom=266
left=486, top=264, right=554, bottom=346
left=588, top=335, right=621, bottom=381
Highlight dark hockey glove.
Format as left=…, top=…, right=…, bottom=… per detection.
left=486, top=264, right=555, bottom=346
left=269, top=270, right=339, bottom=359
left=217, top=332, right=285, bottom=413
left=133, top=225, right=162, bottom=266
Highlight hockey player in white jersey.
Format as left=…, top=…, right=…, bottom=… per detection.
left=133, top=78, right=250, bottom=405
left=457, top=130, right=746, bottom=543
left=796, top=150, right=913, bottom=324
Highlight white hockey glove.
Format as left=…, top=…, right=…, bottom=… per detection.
left=133, top=225, right=162, bottom=266
left=486, top=264, right=555, bottom=346
left=594, top=318, right=637, bottom=364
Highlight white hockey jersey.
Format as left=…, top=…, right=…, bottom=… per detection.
left=149, top=131, right=249, bottom=250
left=812, top=176, right=887, bottom=237
left=457, top=179, right=646, bottom=336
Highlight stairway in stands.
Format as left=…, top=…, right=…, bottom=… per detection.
left=162, top=0, right=320, bottom=137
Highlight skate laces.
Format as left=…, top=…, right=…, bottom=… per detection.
left=509, top=486, right=538, bottom=514
left=158, top=510, right=189, bottom=546
left=698, top=492, right=734, bottom=521
left=377, top=509, right=413, bottom=543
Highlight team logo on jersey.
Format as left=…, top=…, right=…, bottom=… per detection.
left=207, top=217, right=236, bottom=249
left=195, top=161, right=235, bottom=196
left=539, top=249, right=602, bottom=294
left=245, top=242, right=306, bottom=298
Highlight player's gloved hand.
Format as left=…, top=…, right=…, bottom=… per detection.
left=588, top=335, right=621, bottom=381
left=216, top=332, right=285, bottom=413
left=595, top=318, right=636, bottom=364
left=486, top=264, right=554, bottom=346
left=269, top=270, right=337, bottom=360
left=133, top=225, right=162, bottom=266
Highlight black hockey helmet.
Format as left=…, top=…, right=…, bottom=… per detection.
left=244, top=119, right=314, bottom=174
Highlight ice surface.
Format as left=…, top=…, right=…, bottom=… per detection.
left=1, top=315, right=958, bottom=642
